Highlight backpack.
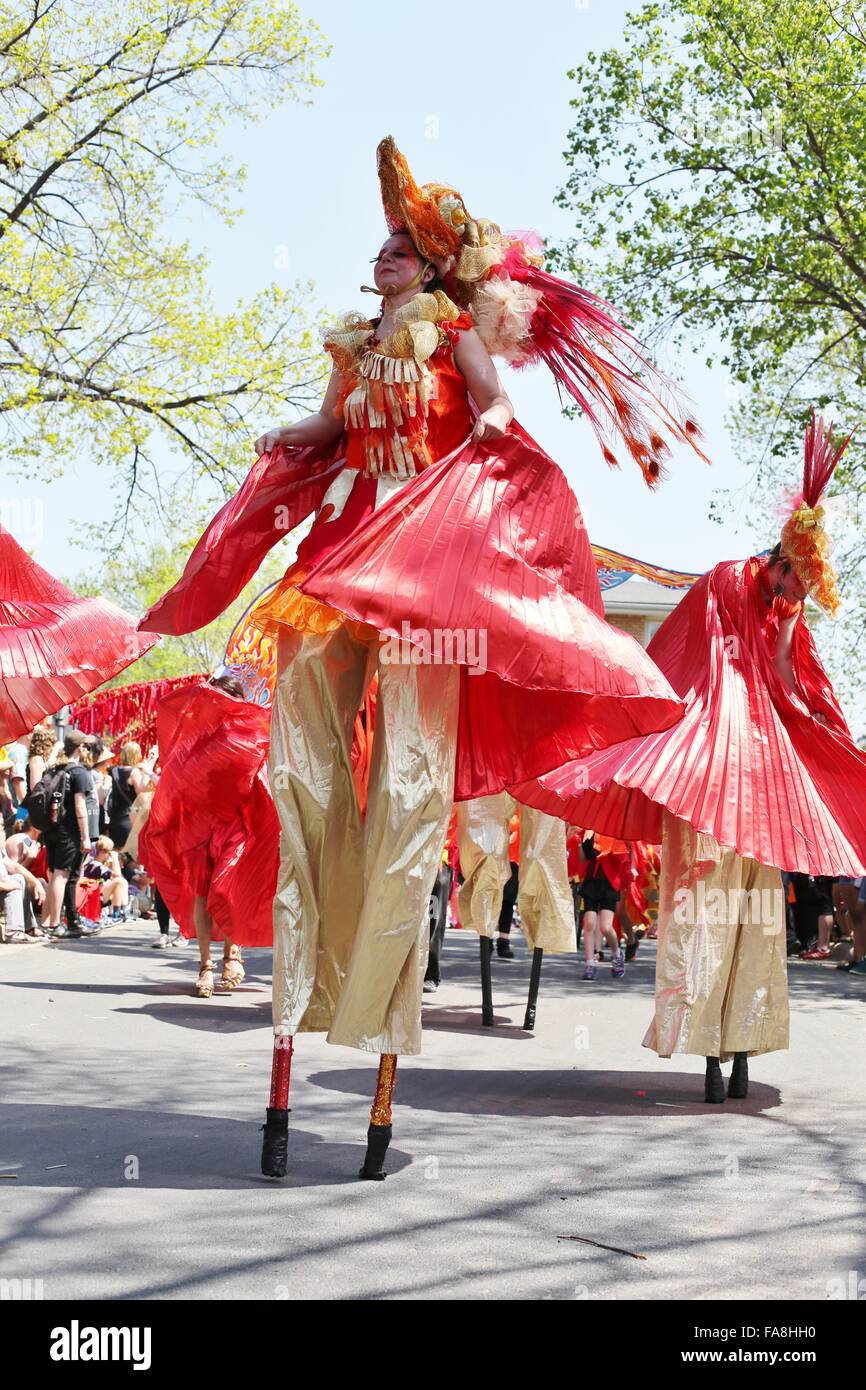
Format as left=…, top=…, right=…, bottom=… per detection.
left=25, top=767, right=69, bottom=832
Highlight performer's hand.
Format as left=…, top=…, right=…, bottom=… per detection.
left=471, top=407, right=510, bottom=446
left=255, top=426, right=286, bottom=456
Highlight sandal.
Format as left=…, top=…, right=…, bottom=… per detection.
left=194, top=960, right=215, bottom=998
left=221, top=944, right=245, bottom=991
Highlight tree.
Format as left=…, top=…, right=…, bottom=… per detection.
left=0, top=0, right=330, bottom=528
left=556, top=0, right=866, bottom=715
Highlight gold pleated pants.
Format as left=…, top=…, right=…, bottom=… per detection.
left=456, top=794, right=576, bottom=952
left=268, top=621, right=459, bottom=1055
left=644, top=812, right=789, bottom=1060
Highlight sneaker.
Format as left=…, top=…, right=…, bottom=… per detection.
left=151, top=935, right=171, bottom=949
left=422, top=978, right=439, bottom=993
left=582, top=962, right=597, bottom=981
left=801, top=946, right=831, bottom=960
left=49, top=925, right=67, bottom=939
left=611, top=948, right=625, bottom=979
left=847, top=959, right=866, bottom=975
left=496, top=939, right=514, bottom=959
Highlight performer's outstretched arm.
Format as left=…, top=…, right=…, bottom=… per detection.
left=255, top=367, right=346, bottom=454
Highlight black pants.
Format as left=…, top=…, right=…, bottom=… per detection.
left=497, top=861, right=519, bottom=936
left=790, top=873, right=833, bottom=950
left=425, top=864, right=453, bottom=985
left=154, top=886, right=171, bottom=935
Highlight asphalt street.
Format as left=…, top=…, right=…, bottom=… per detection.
left=2, top=920, right=864, bottom=1300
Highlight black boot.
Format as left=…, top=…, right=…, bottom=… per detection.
left=260, top=1107, right=289, bottom=1177
left=704, top=1056, right=726, bottom=1104
left=728, top=1052, right=749, bottom=1099
left=496, top=936, right=514, bottom=959
left=359, top=1123, right=391, bottom=1181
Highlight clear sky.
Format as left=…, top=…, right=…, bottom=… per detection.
left=33, top=0, right=765, bottom=579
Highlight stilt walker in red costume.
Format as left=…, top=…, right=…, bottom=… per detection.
left=140, top=136, right=709, bottom=1179
left=516, top=413, right=866, bottom=1102
left=138, top=675, right=279, bottom=996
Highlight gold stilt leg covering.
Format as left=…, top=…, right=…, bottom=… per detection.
left=644, top=812, right=789, bottom=1061
left=515, top=804, right=575, bottom=952
left=327, top=653, right=459, bottom=1054
left=269, top=623, right=377, bottom=1037
left=457, top=796, right=575, bottom=951
left=269, top=622, right=459, bottom=1055
left=456, top=793, right=513, bottom=940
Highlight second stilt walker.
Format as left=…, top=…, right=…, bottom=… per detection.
left=516, top=414, right=866, bottom=1101
left=141, top=135, right=709, bottom=1178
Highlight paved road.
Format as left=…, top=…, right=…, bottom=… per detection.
left=2, top=921, right=864, bottom=1300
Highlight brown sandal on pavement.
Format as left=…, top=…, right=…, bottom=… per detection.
left=221, top=943, right=245, bottom=991
left=194, top=960, right=215, bottom=998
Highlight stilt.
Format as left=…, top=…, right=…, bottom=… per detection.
left=359, top=1054, right=397, bottom=1181
left=704, top=1055, right=725, bottom=1104
left=480, top=935, right=494, bottom=1026
left=261, top=1035, right=293, bottom=1177
left=728, top=1051, right=749, bottom=1099
left=523, top=947, right=544, bottom=1031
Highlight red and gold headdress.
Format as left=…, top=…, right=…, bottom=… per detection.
left=779, top=410, right=851, bottom=617
left=376, top=135, right=709, bottom=488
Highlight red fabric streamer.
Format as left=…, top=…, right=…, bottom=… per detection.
left=70, top=674, right=207, bottom=751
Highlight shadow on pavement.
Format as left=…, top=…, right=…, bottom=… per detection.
left=0, top=1102, right=406, bottom=1190
left=308, top=1066, right=783, bottom=1119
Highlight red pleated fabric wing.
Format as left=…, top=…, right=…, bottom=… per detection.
left=0, top=524, right=158, bottom=744
left=513, top=559, right=866, bottom=876
left=139, top=441, right=344, bottom=636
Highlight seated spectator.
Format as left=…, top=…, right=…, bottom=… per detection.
left=121, top=854, right=155, bottom=918
left=83, top=836, right=130, bottom=922
left=0, top=861, right=26, bottom=943
left=2, top=827, right=47, bottom=938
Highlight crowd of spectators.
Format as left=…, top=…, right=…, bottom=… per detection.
left=0, top=726, right=163, bottom=943
left=2, top=724, right=865, bottom=980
